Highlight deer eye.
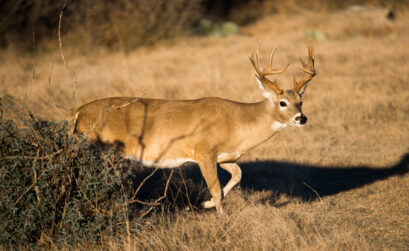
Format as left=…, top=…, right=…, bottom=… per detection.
left=279, top=101, right=287, bottom=107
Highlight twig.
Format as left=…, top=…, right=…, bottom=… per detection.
left=45, top=63, right=71, bottom=116
left=33, top=167, right=41, bottom=206
left=178, top=166, right=193, bottom=210
left=139, top=170, right=174, bottom=218
left=58, top=0, right=77, bottom=115
left=48, top=62, right=54, bottom=88
left=105, top=155, right=131, bottom=247
left=153, top=170, right=174, bottom=205
left=58, top=0, right=69, bottom=71
left=128, top=199, right=161, bottom=206
left=130, top=167, right=159, bottom=202
left=14, top=157, right=46, bottom=206
left=302, top=181, right=322, bottom=202
left=77, top=184, right=105, bottom=215
left=1, top=149, right=63, bottom=161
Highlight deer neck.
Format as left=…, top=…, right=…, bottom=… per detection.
left=236, top=99, right=287, bottom=152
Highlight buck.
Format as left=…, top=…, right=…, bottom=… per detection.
left=73, top=42, right=316, bottom=214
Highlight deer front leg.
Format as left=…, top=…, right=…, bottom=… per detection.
left=196, top=155, right=224, bottom=214
left=202, top=163, right=242, bottom=210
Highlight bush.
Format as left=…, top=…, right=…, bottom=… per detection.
left=197, top=19, right=239, bottom=37
left=0, top=0, right=203, bottom=51
left=0, top=105, right=136, bottom=246
left=73, top=0, right=203, bottom=51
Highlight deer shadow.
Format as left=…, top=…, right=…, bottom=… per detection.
left=128, top=151, right=409, bottom=210
left=237, top=152, right=409, bottom=202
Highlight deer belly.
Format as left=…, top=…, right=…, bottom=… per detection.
left=125, top=154, right=196, bottom=168
left=217, top=152, right=242, bottom=163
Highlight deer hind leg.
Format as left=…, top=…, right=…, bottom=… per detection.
left=196, top=156, right=224, bottom=214
left=220, top=163, right=242, bottom=197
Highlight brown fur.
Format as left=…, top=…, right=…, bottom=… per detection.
left=74, top=92, right=307, bottom=214
left=73, top=43, right=316, bottom=214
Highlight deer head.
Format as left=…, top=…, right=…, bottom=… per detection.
left=249, top=41, right=316, bottom=127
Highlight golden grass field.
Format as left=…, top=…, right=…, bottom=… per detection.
left=1, top=8, right=409, bottom=250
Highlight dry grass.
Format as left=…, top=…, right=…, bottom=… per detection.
left=1, top=8, right=409, bottom=250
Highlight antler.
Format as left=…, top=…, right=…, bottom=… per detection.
left=249, top=42, right=289, bottom=95
left=293, top=41, right=316, bottom=95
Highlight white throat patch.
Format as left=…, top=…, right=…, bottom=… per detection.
left=271, top=121, right=287, bottom=131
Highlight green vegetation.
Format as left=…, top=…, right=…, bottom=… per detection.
left=198, top=19, right=239, bottom=37
left=0, top=106, right=132, bottom=246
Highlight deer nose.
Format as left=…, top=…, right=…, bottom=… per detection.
left=295, top=114, right=307, bottom=124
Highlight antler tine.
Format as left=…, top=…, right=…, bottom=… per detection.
left=249, top=42, right=289, bottom=95
left=268, top=48, right=276, bottom=69
left=293, top=41, right=316, bottom=95
left=256, top=40, right=262, bottom=70
left=307, top=40, right=314, bottom=59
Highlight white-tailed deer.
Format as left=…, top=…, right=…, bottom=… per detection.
left=73, top=42, right=316, bottom=214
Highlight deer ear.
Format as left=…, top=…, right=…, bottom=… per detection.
left=256, top=76, right=265, bottom=90
left=256, top=77, right=276, bottom=100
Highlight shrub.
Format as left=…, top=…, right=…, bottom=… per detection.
left=0, top=105, right=136, bottom=246
left=0, top=0, right=203, bottom=51
left=197, top=19, right=239, bottom=37
left=74, top=0, right=203, bottom=51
